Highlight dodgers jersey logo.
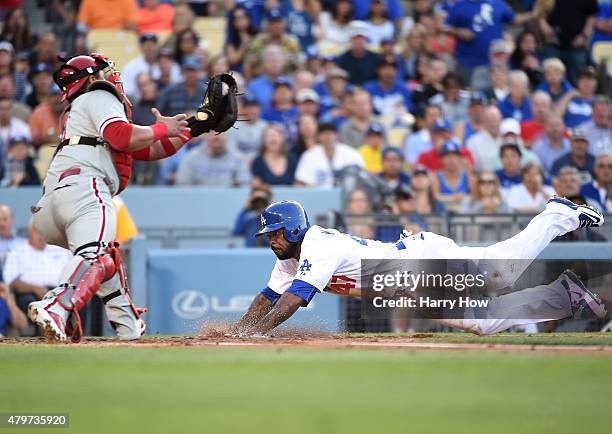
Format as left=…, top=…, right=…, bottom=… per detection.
left=299, top=259, right=312, bottom=275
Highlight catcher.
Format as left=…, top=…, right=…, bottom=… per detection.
left=28, top=53, right=238, bottom=342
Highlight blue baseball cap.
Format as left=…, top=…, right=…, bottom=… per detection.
left=306, top=46, right=319, bottom=59
left=242, top=93, right=259, bottom=106
left=9, top=135, right=30, bottom=146
left=31, top=63, right=52, bottom=75
left=139, top=32, right=158, bottom=44
left=440, top=140, right=462, bottom=156
left=382, top=146, right=403, bottom=160
left=181, top=55, right=202, bottom=70
left=274, top=76, right=293, bottom=88
left=431, top=118, right=452, bottom=133
left=367, top=122, right=384, bottom=136
left=470, top=91, right=488, bottom=106
left=266, top=8, right=284, bottom=21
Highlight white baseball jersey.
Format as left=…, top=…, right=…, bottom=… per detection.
left=46, top=89, right=127, bottom=194
left=267, top=225, right=400, bottom=297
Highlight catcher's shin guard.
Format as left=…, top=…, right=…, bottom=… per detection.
left=102, top=242, right=147, bottom=339
left=57, top=245, right=117, bottom=342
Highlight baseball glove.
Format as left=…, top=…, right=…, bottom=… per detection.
left=187, top=73, right=238, bottom=137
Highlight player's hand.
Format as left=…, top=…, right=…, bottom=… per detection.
left=151, top=108, right=191, bottom=141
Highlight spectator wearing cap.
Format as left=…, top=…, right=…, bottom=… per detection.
left=470, top=39, right=512, bottom=91
left=499, top=117, right=539, bottom=167
left=246, top=46, right=287, bottom=110
left=495, top=140, right=523, bottom=191
left=550, top=128, right=596, bottom=181
left=467, top=105, right=503, bottom=171
left=176, top=132, right=250, bottom=186
left=0, top=42, right=14, bottom=79
left=318, top=0, right=354, bottom=52
left=411, top=56, right=448, bottom=110
left=316, top=67, right=350, bottom=118
left=455, top=92, right=486, bottom=145
left=520, top=91, right=553, bottom=148
left=580, top=154, right=612, bottom=212
left=28, top=84, right=62, bottom=148
left=0, top=136, right=39, bottom=187
left=429, top=71, right=470, bottom=126
left=363, top=57, right=412, bottom=118
left=358, top=122, right=386, bottom=173
left=226, top=5, right=258, bottom=73
left=261, top=78, right=299, bottom=143
left=364, top=0, right=395, bottom=47
left=533, top=116, right=570, bottom=176
left=251, top=124, right=297, bottom=185
left=462, top=170, right=510, bottom=214
left=410, top=165, right=446, bottom=214
left=339, top=88, right=376, bottom=149
left=539, top=0, right=599, bottom=85
left=580, top=96, right=611, bottom=157
left=444, top=0, right=536, bottom=84
left=497, top=70, right=533, bottom=122
left=246, top=9, right=301, bottom=75
left=336, top=21, right=382, bottom=85
left=25, top=63, right=53, bottom=110
left=139, top=0, right=175, bottom=34
left=77, top=0, right=138, bottom=31
left=286, top=0, right=317, bottom=52
left=123, top=33, right=181, bottom=101
left=379, top=37, right=406, bottom=79
left=416, top=119, right=473, bottom=172
left=304, top=47, right=323, bottom=79
left=403, top=104, right=442, bottom=164
left=557, top=67, right=598, bottom=129
left=0, top=97, right=30, bottom=168
left=432, top=140, right=471, bottom=211
left=536, top=58, right=573, bottom=103
left=227, top=95, right=268, bottom=165
left=379, top=146, right=410, bottom=191
left=296, top=88, right=319, bottom=117
left=505, top=162, right=556, bottom=212
left=294, top=122, right=364, bottom=188
left=156, top=55, right=206, bottom=116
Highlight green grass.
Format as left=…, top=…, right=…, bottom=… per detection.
left=394, top=332, right=612, bottom=346
left=1, top=344, right=611, bottom=434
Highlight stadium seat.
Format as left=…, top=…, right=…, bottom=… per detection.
left=86, top=30, right=140, bottom=70
left=592, top=42, right=612, bottom=73
left=192, top=17, right=226, bottom=56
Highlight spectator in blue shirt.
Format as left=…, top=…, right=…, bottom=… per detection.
left=537, top=57, right=573, bottom=103
left=557, top=66, right=598, bottom=128
left=445, top=0, right=537, bottom=83
left=580, top=153, right=611, bottom=211
left=353, top=0, right=403, bottom=22
left=286, top=0, right=316, bottom=51
left=251, top=124, right=298, bottom=185
left=495, top=140, right=523, bottom=191
left=156, top=56, right=206, bottom=116
left=363, top=57, right=412, bottom=117
left=261, top=78, right=299, bottom=142
left=592, top=0, right=612, bottom=46
left=246, top=46, right=287, bottom=110
left=233, top=185, right=273, bottom=247
left=336, top=20, right=382, bottom=85
left=498, top=70, right=533, bottom=122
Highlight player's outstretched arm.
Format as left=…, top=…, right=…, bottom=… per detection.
left=234, top=293, right=275, bottom=333
left=247, top=292, right=303, bottom=335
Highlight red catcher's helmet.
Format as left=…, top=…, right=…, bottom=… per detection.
left=53, top=55, right=108, bottom=102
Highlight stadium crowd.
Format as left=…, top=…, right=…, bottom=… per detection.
left=0, top=1, right=611, bottom=333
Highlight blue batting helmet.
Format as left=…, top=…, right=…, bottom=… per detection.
left=255, top=200, right=310, bottom=243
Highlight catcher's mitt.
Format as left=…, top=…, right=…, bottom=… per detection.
left=187, top=73, right=238, bottom=136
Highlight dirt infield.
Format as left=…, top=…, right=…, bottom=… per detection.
left=3, top=333, right=612, bottom=354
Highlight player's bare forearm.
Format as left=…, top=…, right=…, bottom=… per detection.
left=234, top=293, right=274, bottom=332
left=248, top=292, right=303, bottom=335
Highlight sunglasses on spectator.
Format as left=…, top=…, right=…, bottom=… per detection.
left=479, top=179, right=497, bottom=185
